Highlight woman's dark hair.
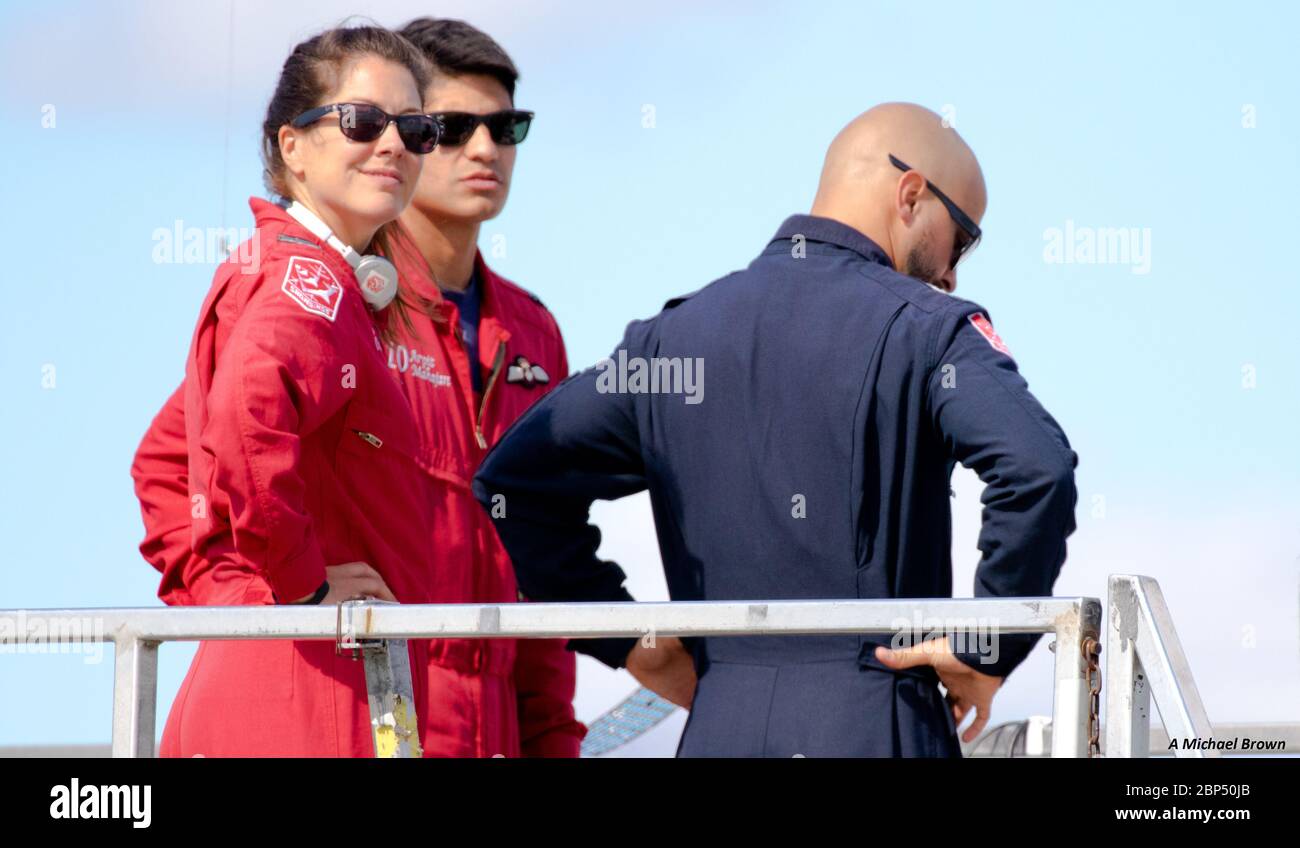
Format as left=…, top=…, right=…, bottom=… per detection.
left=261, top=24, right=433, bottom=340
left=399, top=17, right=519, bottom=99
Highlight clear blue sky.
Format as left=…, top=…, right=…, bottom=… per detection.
left=1, top=0, right=1297, bottom=750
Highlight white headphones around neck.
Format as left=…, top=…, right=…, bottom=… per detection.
left=284, top=201, right=399, bottom=311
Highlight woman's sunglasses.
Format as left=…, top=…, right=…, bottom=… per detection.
left=291, top=103, right=441, bottom=154
left=431, top=110, right=534, bottom=147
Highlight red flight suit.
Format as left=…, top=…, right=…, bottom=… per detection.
left=140, top=197, right=450, bottom=756
left=132, top=198, right=584, bottom=756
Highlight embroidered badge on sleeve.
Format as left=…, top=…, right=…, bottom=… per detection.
left=969, top=313, right=1012, bottom=358
left=281, top=256, right=344, bottom=321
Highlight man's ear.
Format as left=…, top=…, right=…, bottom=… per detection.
left=279, top=125, right=307, bottom=182
left=895, top=171, right=926, bottom=226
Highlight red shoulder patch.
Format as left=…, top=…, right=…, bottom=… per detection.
left=281, top=256, right=343, bottom=321
left=969, top=313, right=1012, bottom=357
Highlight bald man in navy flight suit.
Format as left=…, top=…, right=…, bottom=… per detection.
left=474, top=102, right=1078, bottom=757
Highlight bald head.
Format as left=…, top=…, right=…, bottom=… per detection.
left=811, top=103, right=986, bottom=292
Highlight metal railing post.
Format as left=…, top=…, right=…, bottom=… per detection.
left=337, top=599, right=422, bottom=758
left=1050, top=599, right=1100, bottom=757
left=111, top=636, right=158, bottom=758
left=358, top=642, right=422, bottom=758
left=1106, top=575, right=1215, bottom=758
left=1105, top=575, right=1151, bottom=758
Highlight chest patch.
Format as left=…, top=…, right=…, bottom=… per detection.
left=506, top=355, right=550, bottom=387
left=969, top=313, right=1012, bottom=358
left=281, top=256, right=343, bottom=321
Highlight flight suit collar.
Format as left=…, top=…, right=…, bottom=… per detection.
left=417, top=249, right=512, bottom=358
left=771, top=214, right=895, bottom=269
left=248, top=197, right=359, bottom=295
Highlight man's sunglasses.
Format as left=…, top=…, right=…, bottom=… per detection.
left=431, top=110, right=534, bottom=147
left=889, top=153, right=982, bottom=270
left=291, top=103, right=441, bottom=154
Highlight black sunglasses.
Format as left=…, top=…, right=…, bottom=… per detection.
left=889, top=153, right=982, bottom=269
left=432, top=110, right=534, bottom=147
left=291, top=103, right=441, bottom=154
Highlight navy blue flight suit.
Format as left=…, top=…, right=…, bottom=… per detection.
left=473, top=215, right=1078, bottom=757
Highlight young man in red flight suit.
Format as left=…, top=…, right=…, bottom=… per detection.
left=387, top=17, right=583, bottom=757
left=132, top=20, right=585, bottom=756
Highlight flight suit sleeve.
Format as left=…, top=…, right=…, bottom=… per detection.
left=473, top=324, right=651, bottom=670
left=131, top=384, right=195, bottom=604
left=196, top=272, right=355, bottom=605
left=926, top=311, right=1079, bottom=678
left=513, top=634, right=587, bottom=757
left=133, top=381, right=272, bottom=606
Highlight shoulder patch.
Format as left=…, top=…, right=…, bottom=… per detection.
left=281, top=256, right=343, bottom=321
left=969, top=313, right=1012, bottom=358
left=277, top=234, right=320, bottom=249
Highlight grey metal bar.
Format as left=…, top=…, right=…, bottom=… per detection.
left=1107, top=575, right=1216, bottom=758
left=338, top=599, right=423, bottom=759
left=111, top=637, right=158, bottom=759
left=358, top=642, right=422, bottom=759
left=0, top=597, right=1092, bottom=643
left=1, top=595, right=1107, bottom=758
left=1105, top=575, right=1151, bottom=758
left=1049, top=597, right=1101, bottom=757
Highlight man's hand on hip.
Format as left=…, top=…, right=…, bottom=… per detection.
left=625, top=636, right=697, bottom=709
left=874, top=636, right=1004, bottom=744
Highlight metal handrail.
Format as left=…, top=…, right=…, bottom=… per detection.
left=1, top=595, right=1101, bottom=758
left=1105, top=575, right=1217, bottom=758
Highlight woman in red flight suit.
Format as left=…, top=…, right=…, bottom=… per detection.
left=142, top=26, right=446, bottom=757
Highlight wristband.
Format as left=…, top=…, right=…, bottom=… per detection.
left=290, top=580, right=330, bottom=605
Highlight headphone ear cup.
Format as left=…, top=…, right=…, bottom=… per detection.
left=354, top=255, right=399, bottom=311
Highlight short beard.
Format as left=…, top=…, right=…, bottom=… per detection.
left=903, top=233, right=944, bottom=288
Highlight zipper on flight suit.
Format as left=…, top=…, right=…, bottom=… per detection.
left=474, top=341, right=507, bottom=449
left=467, top=334, right=507, bottom=678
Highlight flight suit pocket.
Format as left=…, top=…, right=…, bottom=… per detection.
left=328, top=399, right=421, bottom=562
left=337, top=401, right=420, bottom=464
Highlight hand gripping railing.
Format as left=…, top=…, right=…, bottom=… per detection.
left=1, top=594, right=1103, bottom=758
